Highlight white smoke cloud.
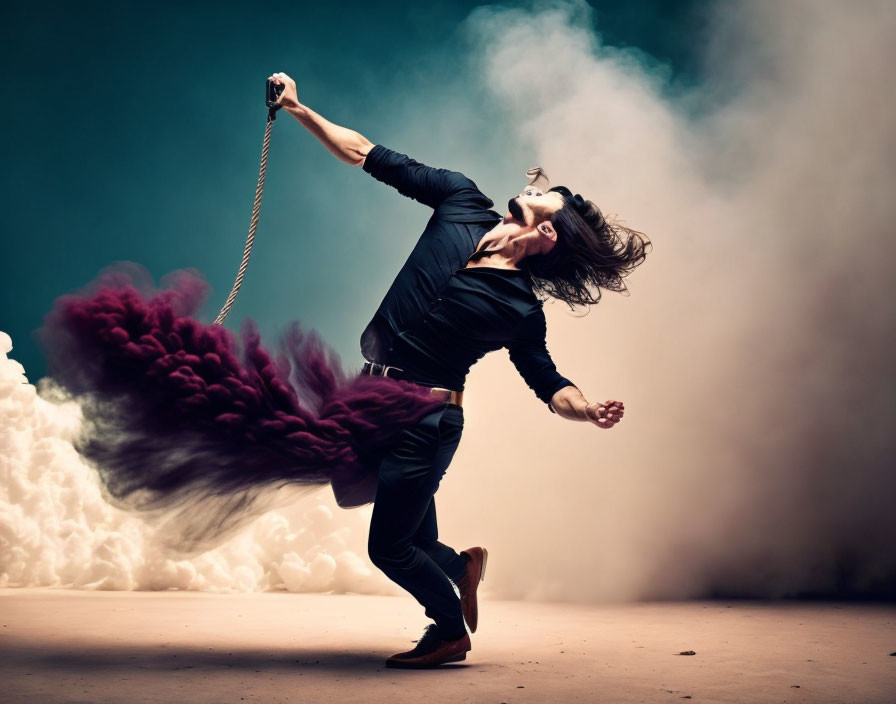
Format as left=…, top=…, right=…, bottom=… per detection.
left=435, top=0, right=896, bottom=601
left=0, top=330, right=398, bottom=594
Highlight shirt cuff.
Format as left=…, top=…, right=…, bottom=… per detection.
left=361, top=144, right=388, bottom=176
left=545, top=379, right=578, bottom=414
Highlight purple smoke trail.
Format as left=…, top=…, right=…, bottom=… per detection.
left=37, top=262, right=446, bottom=554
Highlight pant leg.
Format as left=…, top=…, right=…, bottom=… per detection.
left=413, top=497, right=469, bottom=586
left=367, top=403, right=466, bottom=639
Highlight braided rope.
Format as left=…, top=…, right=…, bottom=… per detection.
left=214, top=114, right=276, bottom=325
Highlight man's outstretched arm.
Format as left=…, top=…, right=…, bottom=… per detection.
left=269, top=72, right=491, bottom=210
left=270, top=72, right=374, bottom=165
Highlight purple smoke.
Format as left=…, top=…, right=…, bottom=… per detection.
left=38, top=262, right=447, bottom=554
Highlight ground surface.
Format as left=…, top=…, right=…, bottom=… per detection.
left=1, top=590, right=894, bottom=703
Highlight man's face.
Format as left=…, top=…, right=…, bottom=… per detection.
left=506, top=187, right=566, bottom=228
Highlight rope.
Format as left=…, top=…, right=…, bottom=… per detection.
left=213, top=113, right=276, bottom=325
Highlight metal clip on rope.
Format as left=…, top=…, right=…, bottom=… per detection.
left=213, top=79, right=285, bottom=325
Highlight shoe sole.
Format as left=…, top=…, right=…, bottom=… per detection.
left=385, top=651, right=467, bottom=669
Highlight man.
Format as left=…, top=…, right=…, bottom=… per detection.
left=268, top=72, right=649, bottom=668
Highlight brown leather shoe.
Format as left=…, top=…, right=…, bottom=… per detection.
left=456, top=547, right=488, bottom=633
left=385, top=624, right=471, bottom=668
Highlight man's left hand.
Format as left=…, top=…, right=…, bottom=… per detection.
left=585, top=400, right=624, bottom=429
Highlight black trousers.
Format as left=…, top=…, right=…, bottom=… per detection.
left=367, top=401, right=469, bottom=640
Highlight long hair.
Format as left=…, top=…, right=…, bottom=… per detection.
left=520, top=186, right=652, bottom=309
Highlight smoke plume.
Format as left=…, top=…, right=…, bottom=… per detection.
left=33, top=262, right=445, bottom=554
left=439, top=0, right=896, bottom=600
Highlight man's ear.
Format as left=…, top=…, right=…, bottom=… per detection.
left=538, top=220, right=558, bottom=242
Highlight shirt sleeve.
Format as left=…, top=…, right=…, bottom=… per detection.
left=362, top=144, right=494, bottom=212
left=506, top=306, right=577, bottom=413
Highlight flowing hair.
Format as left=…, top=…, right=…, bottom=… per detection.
left=520, top=186, right=652, bottom=309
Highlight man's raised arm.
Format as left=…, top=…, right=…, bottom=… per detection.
left=270, top=72, right=374, bottom=165
left=269, top=72, right=491, bottom=210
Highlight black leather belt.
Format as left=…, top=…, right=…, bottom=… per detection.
left=360, top=361, right=464, bottom=407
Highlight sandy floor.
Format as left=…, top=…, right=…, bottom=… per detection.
left=1, top=590, right=894, bottom=704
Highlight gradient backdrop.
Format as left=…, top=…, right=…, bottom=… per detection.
left=1, top=0, right=707, bottom=380
left=2, top=0, right=895, bottom=601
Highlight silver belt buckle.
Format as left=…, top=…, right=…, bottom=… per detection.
left=365, top=362, right=402, bottom=377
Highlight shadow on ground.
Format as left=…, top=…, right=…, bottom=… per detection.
left=0, top=643, right=473, bottom=673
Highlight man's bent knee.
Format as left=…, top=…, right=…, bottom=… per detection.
left=368, top=539, right=416, bottom=573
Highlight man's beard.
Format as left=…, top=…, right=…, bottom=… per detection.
left=507, top=197, right=525, bottom=222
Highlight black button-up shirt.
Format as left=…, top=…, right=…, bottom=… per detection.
left=360, top=144, right=576, bottom=412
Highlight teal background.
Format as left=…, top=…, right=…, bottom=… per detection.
left=1, top=0, right=711, bottom=381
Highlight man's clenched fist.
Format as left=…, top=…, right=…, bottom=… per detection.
left=585, top=400, right=624, bottom=429
left=267, top=72, right=300, bottom=110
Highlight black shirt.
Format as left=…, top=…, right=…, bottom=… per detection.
left=360, top=144, right=577, bottom=413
